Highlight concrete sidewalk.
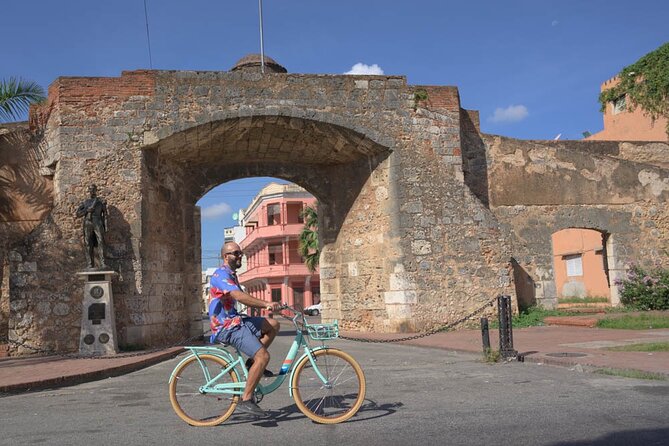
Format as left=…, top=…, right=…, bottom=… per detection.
left=1, top=321, right=668, bottom=394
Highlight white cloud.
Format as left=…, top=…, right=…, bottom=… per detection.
left=201, top=202, right=232, bottom=219
left=344, top=63, right=384, bottom=75
left=551, top=20, right=559, bottom=27
left=489, top=105, right=529, bottom=124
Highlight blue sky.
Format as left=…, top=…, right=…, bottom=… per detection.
left=2, top=0, right=667, bottom=268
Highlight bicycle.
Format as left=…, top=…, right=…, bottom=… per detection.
left=168, top=304, right=366, bottom=426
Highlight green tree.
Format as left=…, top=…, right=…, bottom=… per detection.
left=0, top=77, right=46, bottom=123
left=298, top=205, right=319, bottom=273
left=598, top=42, right=669, bottom=135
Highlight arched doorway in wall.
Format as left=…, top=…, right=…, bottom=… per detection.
left=551, top=228, right=612, bottom=303
left=138, top=114, right=393, bottom=345
left=197, top=177, right=321, bottom=316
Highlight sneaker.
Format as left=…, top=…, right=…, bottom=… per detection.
left=236, top=399, right=267, bottom=417
left=245, top=358, right=275, bottom=377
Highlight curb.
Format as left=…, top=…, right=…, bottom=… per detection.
left=0, top=348, right=183, bottom=395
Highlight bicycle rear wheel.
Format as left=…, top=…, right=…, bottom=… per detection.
left=168, top=354, right=240, bottom=427
left=291, top=348, right=366, bottom=424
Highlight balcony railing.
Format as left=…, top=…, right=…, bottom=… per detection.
left=239, top=263, right=315, bottom=282
left=240, top=223, right=305, bottom=250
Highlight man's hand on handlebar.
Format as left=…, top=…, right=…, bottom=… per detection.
left=265, top=302, right=284, bottom=312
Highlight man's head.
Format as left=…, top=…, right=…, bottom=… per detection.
left=88, top=184, right=98, bottom=197
left=221, top=241, right=243, bottom=270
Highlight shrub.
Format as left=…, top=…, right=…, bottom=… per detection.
left=616, top=265, right=669, bottom=311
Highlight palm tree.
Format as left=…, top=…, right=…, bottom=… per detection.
left=298, top=205, right=319, bottom=273
left=0, top=77, right=46, bottom=123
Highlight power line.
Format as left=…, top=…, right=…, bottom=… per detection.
left=143, top=0, right=153, bottom=69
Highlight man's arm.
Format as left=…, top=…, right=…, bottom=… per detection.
left=230, top=289, right=281, bottom=311
left=75, top=202, right=87, bottom=218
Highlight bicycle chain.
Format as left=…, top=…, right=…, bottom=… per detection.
left=338, top=297, right=496, bottom=343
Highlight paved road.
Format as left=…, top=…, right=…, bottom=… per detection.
left=1, top=324, right=668, bottom=446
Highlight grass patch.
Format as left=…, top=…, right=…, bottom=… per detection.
left=558, top=296, right=609, bottom=304
left=594, top=368, right=667, bottom=381
left=596, top=313, right=669, bottom=330
left=490, top=306, right=572, bottom=329
left=605, top=342, right=669, bottom=352
left=482, top=348, right=501, bottom=363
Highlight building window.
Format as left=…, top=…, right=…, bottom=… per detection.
left=267, top=203, right=281, bottom=226
left=564, top=254, right=583, bottom=277
left=268, top=243, right=283, bottom=265
left=612, top=95, right=626, bottom=115
left=271, top=288, right=282, bottom=302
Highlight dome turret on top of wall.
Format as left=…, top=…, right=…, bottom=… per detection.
left=231, top=54, right=287, bottom=73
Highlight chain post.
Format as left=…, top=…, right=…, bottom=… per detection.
left=497, top=294, right=518, bottom=359
left=480, top=317, right=490, bottom=353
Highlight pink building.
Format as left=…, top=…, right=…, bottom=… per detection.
left=238, top=183, right=320, bottom=313
left=586, top=76, right=668, bottom=142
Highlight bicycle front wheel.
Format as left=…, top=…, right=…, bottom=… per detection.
left=291, top=348, right=366, bottom=424
left=168, top=354, right=240, bottom=427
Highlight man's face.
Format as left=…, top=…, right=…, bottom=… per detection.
left=88, top=186, right=97, bottom=197
left=223, top=246, right=243, bottom=270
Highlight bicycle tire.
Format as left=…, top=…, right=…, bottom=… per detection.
left=168, top=354, right=240, bottom=427
left=291, top=348, right=366, bottom=424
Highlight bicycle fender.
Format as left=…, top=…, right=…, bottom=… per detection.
left=168, top=348, right=237, bottom=383
left=288, top=346, right=333, bottom=397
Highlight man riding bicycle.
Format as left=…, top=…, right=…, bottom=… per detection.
left=208, top=241, right=282, bottom=417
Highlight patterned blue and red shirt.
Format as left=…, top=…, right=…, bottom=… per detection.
left=208, top=265, right=243, bottom=340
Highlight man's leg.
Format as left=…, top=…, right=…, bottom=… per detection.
left=227, top=320, right=269, bottom=412
left=259, top=317, right=280, bottom=348
left=244, top=346, right=269, bottom=402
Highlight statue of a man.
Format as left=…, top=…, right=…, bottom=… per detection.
left=75, top=184, right=108, bottom=269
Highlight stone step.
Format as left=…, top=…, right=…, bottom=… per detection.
left=557, top=302, right=610, bottom=313
left=544, top=316, right=599, bottom=328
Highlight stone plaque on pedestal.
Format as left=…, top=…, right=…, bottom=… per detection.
left=77, top=271, right=118, bottom=355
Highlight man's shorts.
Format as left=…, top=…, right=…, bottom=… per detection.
left=215, top=317, right=265, bottom=358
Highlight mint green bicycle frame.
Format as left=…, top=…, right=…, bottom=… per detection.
left=169, top=312, right=335, bottom=399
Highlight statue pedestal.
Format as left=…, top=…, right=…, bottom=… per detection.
left=76, top=270, right=118, bottom=356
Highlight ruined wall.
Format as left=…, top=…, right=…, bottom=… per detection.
left=11, top=64, right=668, bottom=354
left=0, top=123, right=53, bottom=345
left=481, top=135, right=669, bottom=308
left=5, top=73, right=154, bottom=353
left=391, top=90, right=512, bottom=331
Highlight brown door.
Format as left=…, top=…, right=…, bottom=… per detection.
left=293, top=287, right=304, bottom=310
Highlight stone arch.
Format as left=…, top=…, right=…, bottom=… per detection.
left=132, top=115, right=397, bottom=346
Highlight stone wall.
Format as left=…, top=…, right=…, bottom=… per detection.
left=480, top=134, right=669, bottom=308
left=0, top=123, right=54, bottom=346
left=8, top=64, right=666, bottom=354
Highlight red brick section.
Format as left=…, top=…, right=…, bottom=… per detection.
left=414, top=86, right=461, bottom=112
left=44, top=70, right=156, bottom=108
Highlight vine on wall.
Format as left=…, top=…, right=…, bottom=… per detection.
left=598, top=42, right=669, bottom=134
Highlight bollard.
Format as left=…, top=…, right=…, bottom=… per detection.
left=480, top=317, right=491, bottom=353
left=497, top=295, right=518, bottom=359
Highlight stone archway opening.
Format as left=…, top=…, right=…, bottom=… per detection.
left=134, top=115, right=393, bottom=346
left=196, top=177, right=322, bottom=317
left=551, top=228, right=613, bottom=305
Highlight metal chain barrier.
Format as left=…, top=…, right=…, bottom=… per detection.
left=3, top=296, right=497, bottom=357
left=3, top=330, right=209, bottom=360
left=338, top=296, right=497, bottom=343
